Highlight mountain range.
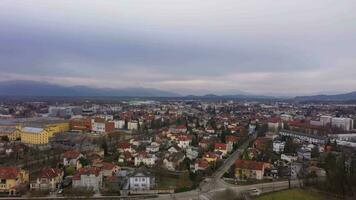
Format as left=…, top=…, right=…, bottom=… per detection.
left=0, top=80, right=355, bottom=101
left=294, top=91, right=356, bottom=102
left=0, top=80, right=180, bottom=97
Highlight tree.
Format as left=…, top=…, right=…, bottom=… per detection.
left=257, top=124, right=268, bottom=137
left=311, top=146, right=320, bottom=158
left=101, top=138, right=108, bottom=156
left=0, top=136, right=9, bottom=142
left=78, top=157, right=91, bottom=167
left=65, top=166, right=75, bottom=176
left=283, top=137, right=299, bottom=154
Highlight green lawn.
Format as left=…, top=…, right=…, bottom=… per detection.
left=155, top=174, right=193, bottom=190
left=257, top=189, right=339, bottom=200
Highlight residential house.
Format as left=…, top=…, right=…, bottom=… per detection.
left=128, top=169, right=155, bottom=191
left=225, top=135, right=239, bottom=153
left=203, top=152, right=218, bottom=164
left=186, top=147, right=199, bottom=160
left=134, top=152, right=156, bottom=167
left=167, top=145, right=181, bottom=154
left=72, top=167, right=103, bottom=192
left=273, top=140, right=285, bottom=154
left=118, top=142, right=133, bottom=153
left=63, top=150, right=83, bottom=169
left=177, top=135, right=192, bottom=149
left=0, top=167, right=29, bottom=195
left=163, top=152, right=185, bottom=171
left=98, top=162, right=120, bottom=177
left=30, top=168, right=63, bottom=191
left=281, top=154, right=298, bottom=163
left=235, top=160, right=269, bottom=180
left=146, top=142, right=160, bottom=153
left=214, top=143, right=227, bottom=156
left=192, top=159, right=209, bottom=173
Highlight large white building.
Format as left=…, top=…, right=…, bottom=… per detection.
left=129, top=170, right=155, bottom=191
left=128, top=121, right=138, bottom=130
left=320, top=115, right=332, bottom=126
left=331, top=117, right=354, bottom=131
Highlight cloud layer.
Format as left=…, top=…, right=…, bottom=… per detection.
left=1, top=0, right=356, bottom=95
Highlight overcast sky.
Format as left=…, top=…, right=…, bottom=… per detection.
left=0, top=0, right=356, bottom=96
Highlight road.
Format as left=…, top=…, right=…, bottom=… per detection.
left=153, top=135, right=256, bottom=200
left=153, top=133, right=303, bottom=200
left=0, top=134, right=299, bottom=200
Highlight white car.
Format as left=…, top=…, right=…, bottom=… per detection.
left=247, top=188, right=262, bottom=196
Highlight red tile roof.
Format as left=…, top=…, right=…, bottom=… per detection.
left=118, top=142, right=131, bottom=149
left=63, top=150, right=81, bottom=159
left=94, top=117, right=106, bottom=123
left=102, top=162, right=117, bottom=170
left=196, top=159, right=209, bottom=169
left=204, top=152, right=218, bottom=159
left=235, top=160, right=265, bottom=171
left=176, top=125, right=187, bottom=129
left=73, top=167, right=101, bottom=180
left=214, top=143, right=227, bottom=150
left=0, top=167, right=20, bottom=179
left=39, top=168, right=63, bottom=179
left=225, top=135, right=239, bottom=143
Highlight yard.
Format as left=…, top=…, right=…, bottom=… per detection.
left=257, top=189, right=341, bottom=200
left=155, top=172, right=194, bottom=191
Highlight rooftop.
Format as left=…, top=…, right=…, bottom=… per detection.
left=23, top=127, right=44, bottom=133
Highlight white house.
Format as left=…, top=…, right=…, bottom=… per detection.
left=273, top=141, right=285, bottom=154
left=281, top=154, right=298, bottom=163
left=129, top=170, right=155, bottom=191
left=63, top=150, right=83, bottom=168
left=134, top=152, right=156, bottom=167
left=114, top=120, right=125, bottom=129
left=146, top=142, right=160, bottom=153
left=128, top=121, right=138, bottom=130
left=72, top=167, right=103, bottom=192
left=186, top=147, right=199, bottom=160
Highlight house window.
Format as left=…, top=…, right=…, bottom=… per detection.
left=141, top=178, right=145, bottom=182
left=0, top=179, right=5, bottom=184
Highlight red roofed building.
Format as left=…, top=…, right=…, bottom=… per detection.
left=91, top=118, right=115, bottom=133
left=171, top=125, right=187, bottom=134
left=177, top=135, right=192, bottom=148
left=214, top=143, right=227, bottom=156
left=70, top=118, right=91, bottom=132
left=225, top=135, right=239, bottom=153
left=99, top=162, right=120, bottom=177
left=235, top=160, right=269, bottom=180
left=63, top=150, right=83, bottom=168
left=253, top=137, right=272, bottom=151
left=193, top=159, right=210, bottom=172
left=30, top=168, right=63, bottom=191
left=203, top=152, right=219, bottom=163
left=72, top=167, right=103, bottom=192
left=0, top=167, right=29, bottom=195
left=117, top=142, right=132, bottom=153
left=268, top=117, right=283, bottom=131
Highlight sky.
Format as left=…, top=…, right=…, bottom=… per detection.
left=0, top=0, right=356, bottom=96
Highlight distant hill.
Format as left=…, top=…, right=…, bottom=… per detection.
left=0, top=80, right=180, bottom=97
left=295, top=91, right=356, bottom=101
left=184, top=93, right=277, bottom=100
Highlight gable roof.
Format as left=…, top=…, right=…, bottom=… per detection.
left=235, top=160, right=266, bottom=171
left=0, top=167, right=20, bottom=179
left=63, top=150, right=81, bottom=159
left=39, top=168, right=63, bottom=179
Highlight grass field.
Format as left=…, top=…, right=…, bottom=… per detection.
left=155, top=173, right=193, bottom=190
left=257, top=189, right=340, bottom=200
